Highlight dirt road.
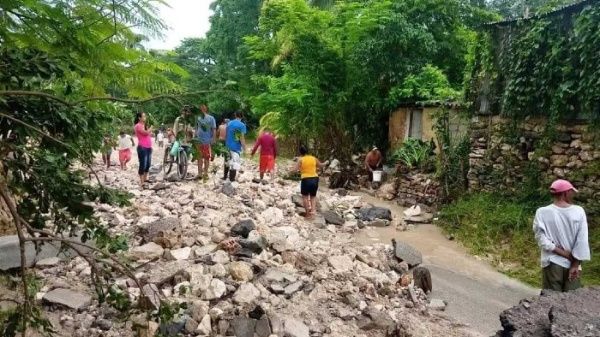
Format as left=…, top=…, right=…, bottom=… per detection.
left=354, top=193, right=539, bottom=336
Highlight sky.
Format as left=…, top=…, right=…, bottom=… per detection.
left=145, top=0, right=213, bottom=50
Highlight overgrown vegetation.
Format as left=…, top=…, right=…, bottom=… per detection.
left=0, top=1, right=191, bottom=335
left=390, top=138, right=435, bottom=171
left=439, top=192, right=600, bottom=286
left=467, top=1, right=600, bottom=123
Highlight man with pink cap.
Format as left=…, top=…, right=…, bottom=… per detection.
left=533, top=179, right=590, bottom=292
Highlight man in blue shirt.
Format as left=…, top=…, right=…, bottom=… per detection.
left=223, top=111, right=247, bottom=181
left=195, top=104, right=216, bottom=180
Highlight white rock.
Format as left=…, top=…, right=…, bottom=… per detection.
left=211, top=250, right=230, bottom=264
left=328, top=255, right=354, bottom=273
left=233, top=283, right=260, bottom=304
left=269, top=226, right=304, bottom=253
left=165, top=247, right=192, bottom=261
left=202, top=279, right=226, bottom=300
left=130, top=242, right=164, bottom=260
left=260, top=207, right=284, bottom=225
left=180, top=214, right=192, bottom=228
left=189, top=300, right=210, bottom=322
left=196, top=314, right=211, bottom=335
left=209, top=263, right=228, bottom=278
left=36, top=257, right=61, bottom=267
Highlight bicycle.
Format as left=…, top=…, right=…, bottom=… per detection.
left=163, top=141, right=191, bottom=180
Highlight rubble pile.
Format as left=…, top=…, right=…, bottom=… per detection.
left=495, top=287, right=600, bottom=337
left=27, top=157, right=478, bottom=337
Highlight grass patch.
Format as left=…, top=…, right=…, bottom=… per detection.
left=438, top=192, right=600, bottom=287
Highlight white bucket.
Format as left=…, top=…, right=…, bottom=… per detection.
left=372, top=170, right=383, bottom=182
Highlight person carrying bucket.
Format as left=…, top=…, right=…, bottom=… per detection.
left=365, top=146, right=383, bottom=183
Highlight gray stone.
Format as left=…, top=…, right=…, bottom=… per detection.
left=221, top=182, right=235, bottom=197
left=93, top=318, right=113, bottom=331
left=284, top=281, right=304, bottom=296
left=36, top=257, right=61, bottom=267
left=497, top=287, right=600, bottom=337
left=357, top=207, right=392, bottom=221
left=392, top=239, right=422, bottom=267
left=282, top=316, right=309, bottom=337
left=231, top=219, right=255, bottom=238
left=165, top=247, right=191, bottom=261
left=322, top=210, right=345, bottom=226
left=137, top=217, right=179, bottom=243
left=231, top=317, right=256, bottom=337
left=328, top=255, right=354, bottom=273
left=43, top=289, right=91, bottom=310
left=130, top=242, right=164, bottom=260
left=428, top=298, right=446, bottom=311
left=269, top=283, right=285, bottom=294
left=189, top=300, right=210, bottom=322
left=202, top=278, right=226, bottom=300
left=140, top=284, right=161, bottom=310
left=255, top=317, right=272, bottom=337
left=0, top=235, right=77, bottom=271
left=233, top=283, right=260, bottom=304
left=196, top=314, right=211, bottom=335
left=184, top=318, right=198, bottom=334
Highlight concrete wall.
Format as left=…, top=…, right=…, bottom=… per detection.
left=388, top=106, right=465, bottom=150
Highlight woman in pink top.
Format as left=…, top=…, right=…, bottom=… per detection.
left=134, top=112, right=153, bottom=186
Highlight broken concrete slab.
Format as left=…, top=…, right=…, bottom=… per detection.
left=43, top=288, right=91, bottom=310
left=391, top=239, right=422, bottom=267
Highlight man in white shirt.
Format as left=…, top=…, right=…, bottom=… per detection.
left=533, top=179, right=590, bottom=292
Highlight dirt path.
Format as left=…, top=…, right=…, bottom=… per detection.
left=353, top=192, right=539, bottom=336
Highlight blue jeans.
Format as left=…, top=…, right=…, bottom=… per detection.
left=137, top=146, right=152, bottom=175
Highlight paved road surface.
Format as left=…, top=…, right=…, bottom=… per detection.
left=354, top=193, right=539, bottom=336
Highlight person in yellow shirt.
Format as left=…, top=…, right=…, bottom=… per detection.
left=297, top=145, right=325, bottom=218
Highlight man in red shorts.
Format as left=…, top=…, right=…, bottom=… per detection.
left=195, top=104, right=216, bottom=181
left=251, top=127, right=277, bottom=181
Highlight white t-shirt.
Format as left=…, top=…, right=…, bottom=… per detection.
left=533, top=204, right=590, bottom=268
left=157, top=132, right=164, bottom=142
left=118, top=135, right=133, bottom=150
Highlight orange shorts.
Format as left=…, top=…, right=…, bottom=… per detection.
left=259, top=155, right=275, bottom=173
left=197, top=144, right=212, bottom=160
left=118, top=149, right=131, bottom=163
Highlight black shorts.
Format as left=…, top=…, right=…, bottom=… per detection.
left=300, top=177, right=319, bottom=197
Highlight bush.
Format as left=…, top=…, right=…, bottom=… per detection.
left=390, top=138, right=434, bottom=171
left=438, top=192, right=600, bottom=286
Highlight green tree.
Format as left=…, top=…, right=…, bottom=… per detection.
left=0, top=1, right=187, bottom=335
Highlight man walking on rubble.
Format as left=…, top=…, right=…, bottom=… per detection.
left=533, top=179, right=590, bottom=292
left=223, top=112, right=246, bottom=182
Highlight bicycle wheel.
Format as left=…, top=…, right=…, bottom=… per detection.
left=177, top=149, right=188, bottom=179
left=163, top=147, right=173, bottom=175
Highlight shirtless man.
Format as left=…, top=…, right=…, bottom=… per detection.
left=364, top=146, right=383, bottom=181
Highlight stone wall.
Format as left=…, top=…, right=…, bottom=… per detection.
left=468, top=114, right=600, bottom=214
left=377, top=172, right=441, bottom=208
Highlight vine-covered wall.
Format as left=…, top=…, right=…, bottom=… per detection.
left=467, top=0, right=600, bottom=122
left=466, top=1, right=600, bottom=216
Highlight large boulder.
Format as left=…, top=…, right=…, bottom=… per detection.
left=496, top=287, right=600, bottom=337
left=136, top=217, right=180, bottom=244
left=43, top=288, right=91, bottom=310
left=322, top=210, right=345, bottom=226
left=357, top=207, right=392, bottom=221
left=391, top=239, right=422, bottom=267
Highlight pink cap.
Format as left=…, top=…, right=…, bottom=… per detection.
left=550, top=179, right=578, bottom=194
